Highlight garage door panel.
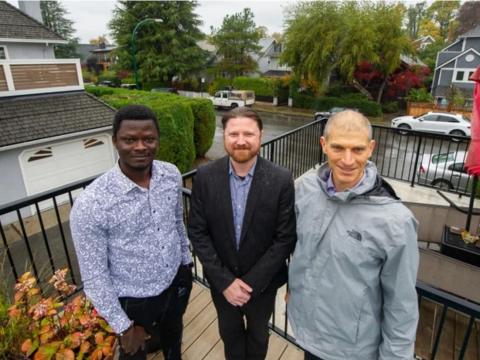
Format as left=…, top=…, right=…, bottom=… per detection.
left=20, top=134, right=115, bottom=197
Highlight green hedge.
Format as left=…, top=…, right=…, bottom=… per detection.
left=85, top=86, right=216, bottom=172
left=293, top=94, right=382, bottom=117
left=232, top=77, right=275, bottom=97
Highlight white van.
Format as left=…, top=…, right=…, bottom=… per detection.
left=211, top=90, right=255, bottom=109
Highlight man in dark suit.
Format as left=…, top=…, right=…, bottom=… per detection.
left=188, top=108, right=297, bottom=360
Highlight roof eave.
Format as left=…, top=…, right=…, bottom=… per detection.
left=0, top=38, right=68, bottom=44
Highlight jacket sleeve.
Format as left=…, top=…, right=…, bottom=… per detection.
left=241, top=172, right=297, bottom=296
left=379, top=215, right=419, bottom=359
left=187, top=170, right=236, bottom=293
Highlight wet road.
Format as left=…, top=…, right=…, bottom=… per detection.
left=205, top=110, right=314, bottom=160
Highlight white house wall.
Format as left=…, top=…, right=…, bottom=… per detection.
left=0, top=42, right=55, bottom=59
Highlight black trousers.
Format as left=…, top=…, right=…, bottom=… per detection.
left=211, top=288, right=277, bottom=360
left=118, top=265, right=192, bottom=360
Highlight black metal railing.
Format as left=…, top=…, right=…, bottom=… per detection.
left=1, top=119, right=478, bottom=358
left=368, top=126, right=473, bottom=195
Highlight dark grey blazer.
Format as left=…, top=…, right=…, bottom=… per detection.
left=188, top=156, right=297, bottom=296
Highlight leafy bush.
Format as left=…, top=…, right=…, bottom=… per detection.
left=180, top=98, right=216, bottom=157
left=232, top=77, right=275, bottom=97
left=293, top=94, right=382, bottom=117
left=0, top=290, right=28, bottom=359
left=82, top=69, right=97, bottom=84
left=406, top=88, right=433, bottom=103
left=208, top=77, right=232, bottom=95
left=97, top=70, right=121, bottom=87
left=382, top=101, right=399, bottom=113
left=86, top=87, right=216, bottom=171
left=6, top=269, right=115, bottom=359
left=85, top=84, right=115, bottom=97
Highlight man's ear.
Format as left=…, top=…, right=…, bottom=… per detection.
left=368, top=139, right=376, bottom=157
left=320, top=136, right=327, bottom=152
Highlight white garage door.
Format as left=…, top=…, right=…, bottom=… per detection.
left=20, top=134, right=115, bottom=197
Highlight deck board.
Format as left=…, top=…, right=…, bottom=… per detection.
left=146, top=282, right=301, bottom=360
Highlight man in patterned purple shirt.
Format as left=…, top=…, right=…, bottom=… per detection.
left=70, top=105, right=192, bottom=360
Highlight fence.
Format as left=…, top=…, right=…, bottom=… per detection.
left=407, top=102, right=472, bottom=118
left=1, top=119, right=479, bottom=358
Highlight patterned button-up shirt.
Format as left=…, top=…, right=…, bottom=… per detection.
left=229, top=159, right=256, bottom=249
left=70, top=161, right=191, bottom=333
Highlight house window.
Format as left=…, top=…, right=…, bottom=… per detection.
left=28, top=147, right=52, bottom=162
left=0, top=46, right=7, bottom=60
left=83, top=138, right=105, bottom=149
left=453, top=69, right=475, bottom=83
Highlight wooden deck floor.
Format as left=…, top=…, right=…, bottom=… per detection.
left=148, top=282, right=304, bottom=360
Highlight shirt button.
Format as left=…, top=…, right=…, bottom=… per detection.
left=157, top=228, right=160, bottom=231
left=153, top=210, right=156, bottom=214
left=162, top=246, right=165, bottom=249
left=166, top=264, right=169, bottom=267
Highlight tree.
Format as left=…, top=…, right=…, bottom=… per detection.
left=282, top=2, right=376, bottom=95
left=210, top=8, right=262, bottom=78
left=370, top=2, right=413, bottom=102
left=89, top=35, right=108, bottom=46
left=281, top=2, right=411, bottom=102
left=418, top=19, right=442, bottom=40
left=451, top=1, right=480, bottom=39
left=109, top=1, right=207, bottom=88
left=406, top=2, right=427, bottom=39
left=425, top=0, right=460, bottom=40
left=40, top=0, right=79, bottom=58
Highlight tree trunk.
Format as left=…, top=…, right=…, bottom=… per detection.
left=351, top=78, right=374, bottom=100
left=376, top=78, right=388, bottom=104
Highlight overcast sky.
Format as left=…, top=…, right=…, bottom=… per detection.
left=10, top=0, right=294, bottom=43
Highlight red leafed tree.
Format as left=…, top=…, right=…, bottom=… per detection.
left=354, top=61, right=430, bottom=101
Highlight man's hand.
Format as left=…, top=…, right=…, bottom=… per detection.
left=120, top=325, right=151, bottom=355
left=223, top=278, right=253, bottom=306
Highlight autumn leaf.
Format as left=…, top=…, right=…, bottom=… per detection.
left=34, top=341, right=61, bottom=360
left=21, top=339, right=32, bottom=354
left=54, top=348, right=75, bottom=360
left=89, top=348, right=103, bottom=360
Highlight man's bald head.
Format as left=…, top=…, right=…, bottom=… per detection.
left=324, top=110, right=373, bottom=141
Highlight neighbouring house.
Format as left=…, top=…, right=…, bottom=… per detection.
left=431, top=25, right=480, bottom=106
left=0, top=1, right=117, bottom=212
left=414, top=35, right=435, bottom=50
left=0, top=1, right=67, bottom=60
left=89, top=42, right=117, bottom=71
left=255, top=37, right=291, bottom=77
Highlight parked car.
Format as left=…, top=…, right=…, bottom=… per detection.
left=418, top=150, right=471, bottom=192
left=211, top=90, right=255, bottom=109
left=120, top=83, right=137, bottom=89
left=98, top=80, right=115, bottom=87
left=314, top=107, right=360, bottom=122
left=391, top=112, right=471, bottom=138
left=151, top=87, right=179, bottom=94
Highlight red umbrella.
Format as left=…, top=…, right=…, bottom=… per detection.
left=464, top=66, right=480, bottom=232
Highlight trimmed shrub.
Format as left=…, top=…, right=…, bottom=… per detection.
left=406, top=88, right=433, bottom=103
left=293, top=94, right=382, bottom=117
left=85, top=86, right=215, bottom=172
left=208, top=77, right=232, bottom=94
left=382, top=101, right=399, bottom=113
left=100, top=90, right=196, bottom=173
left=180, top=98, right=216, bottom=157
left=97, top=70, right=121, bottom=87
left=232, top=77, right=275, bottom=97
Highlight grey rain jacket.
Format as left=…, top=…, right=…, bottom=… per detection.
left=288, top=161, right=419, bottom=360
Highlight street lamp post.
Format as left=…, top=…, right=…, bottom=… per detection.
left=131, top=18, right=162, bottom=90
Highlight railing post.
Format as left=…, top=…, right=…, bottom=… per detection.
left=269, top=142, right=275, bottom=163
left=410, top=135, right=423, bottom=188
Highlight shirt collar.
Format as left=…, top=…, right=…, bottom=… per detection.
left=326, top=170, right=366, bottom=195
left=112, top=161, right=159, bottom=195
left=228, top=158, right=257, bottom=178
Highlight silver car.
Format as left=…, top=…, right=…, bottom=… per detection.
left=418, top=151, right=472, bottom=192
left=391, top=112, right=471, bottom=137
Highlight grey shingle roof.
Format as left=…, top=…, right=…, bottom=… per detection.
left=0, top=91, right=115, bottom=147
left=0, top=1, right=64, bottom=41
left=459, top=25, right=480, bottom=38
